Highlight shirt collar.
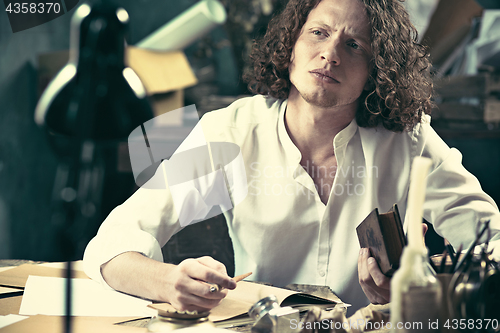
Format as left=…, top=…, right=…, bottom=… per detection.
left=277, top=99, right=302, bottom=166
left=278, top=99, right=359, bottom=164
left=333, top=117, right=358, bottom=149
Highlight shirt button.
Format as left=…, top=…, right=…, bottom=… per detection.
left=319, top=270, right=325, bottom=277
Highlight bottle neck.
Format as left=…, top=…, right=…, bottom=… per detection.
left=401, top=246, right=438, bottom=287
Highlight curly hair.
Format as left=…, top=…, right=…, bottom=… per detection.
left=244, top=0, right=433, bottom=132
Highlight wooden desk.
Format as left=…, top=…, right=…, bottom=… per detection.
left=0, top=260, right=150, bottom=332
left=0, top=260, right=253, bottom=332
left=0, top=260, right=388, bottom=333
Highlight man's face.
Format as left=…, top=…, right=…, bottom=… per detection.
left=288, top=0, right=372, bottom=109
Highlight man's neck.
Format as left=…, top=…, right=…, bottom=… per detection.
left=285, top=91, right=357, bottom=162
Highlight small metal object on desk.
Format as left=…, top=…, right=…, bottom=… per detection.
left=147, top=308, right=215, bottom=332
left=248, top=295, right=300, bottom=333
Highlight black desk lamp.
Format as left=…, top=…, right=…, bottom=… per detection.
left=34, top=1, right=154, bottom=332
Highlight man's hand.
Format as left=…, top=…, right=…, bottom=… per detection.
left=165, top=256, right=237, bottom=312
left=101, top=252, right=236, bottom=313
left=358, top=223, right=429, bottom=304
left=358, top=248, right=391, bottom=304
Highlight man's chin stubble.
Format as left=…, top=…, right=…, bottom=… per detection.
left=300, top=91, right=356, bottom=109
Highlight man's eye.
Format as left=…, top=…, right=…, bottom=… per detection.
left=348, top=42, right=360, bottom=49
left=312, top=30, right=323, bottom=36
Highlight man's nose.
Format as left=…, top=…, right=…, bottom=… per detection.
left=320, top=38, right=341, bottom=65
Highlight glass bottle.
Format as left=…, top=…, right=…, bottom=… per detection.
left=391, top=246, right=442, bottom=333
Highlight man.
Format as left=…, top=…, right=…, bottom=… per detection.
left=83, top=0, right=500, bottom=313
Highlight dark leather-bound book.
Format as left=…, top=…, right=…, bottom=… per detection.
left=356, top=204, right=407, bottom=277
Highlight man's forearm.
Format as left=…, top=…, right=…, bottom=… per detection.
left=101, top=251, right=175, bottom=302
left=101, top=251, right=237, bottom=311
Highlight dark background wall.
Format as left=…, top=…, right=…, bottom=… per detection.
left=0, top=0, right=238, bottom=261
left=0, top=0, right=499, bottom=263
left=0, top=0, right=276, bottom=262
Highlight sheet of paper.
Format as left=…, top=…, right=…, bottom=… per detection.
left=19, top=276, right=156, bottom=317
left=0, top=314, right=28, bottom=329
left=0, top=267, right=15, bottom=274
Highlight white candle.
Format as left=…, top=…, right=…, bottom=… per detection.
left=406, top=157, right=432, bottom=249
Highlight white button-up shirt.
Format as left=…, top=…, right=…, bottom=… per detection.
left=84, top=95, right=500, bottom=312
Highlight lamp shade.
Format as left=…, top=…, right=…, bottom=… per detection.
left=35, top=1, right=154, bottom=148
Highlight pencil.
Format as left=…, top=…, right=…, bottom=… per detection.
left=209, top=272, right=252, bottom=293
left=234, top=271, right=253, bottom=282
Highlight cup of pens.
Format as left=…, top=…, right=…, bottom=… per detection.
left=432, top=220, right=500, bottom=332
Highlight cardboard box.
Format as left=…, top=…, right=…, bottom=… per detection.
left=37, top=46, right=198, bottom=123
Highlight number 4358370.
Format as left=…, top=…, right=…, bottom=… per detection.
left=5, top=2, right=61, bottom=14
left=444, top=319, right=499, bottom=330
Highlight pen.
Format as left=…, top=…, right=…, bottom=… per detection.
left=209, top=272, right=252, bottom=293
left=450, top=244, right=463, bottom=273
left=439, top=249, right=448, bottom=274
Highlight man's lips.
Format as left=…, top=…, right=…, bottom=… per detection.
left=310, top=69, right=339, bottom=83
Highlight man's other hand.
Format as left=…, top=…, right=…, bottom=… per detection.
left=165, top=256, right=237, bottom=312
left=358, top=248, right=391, bottom=304
left=358, top=223, right=429, bottom=304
